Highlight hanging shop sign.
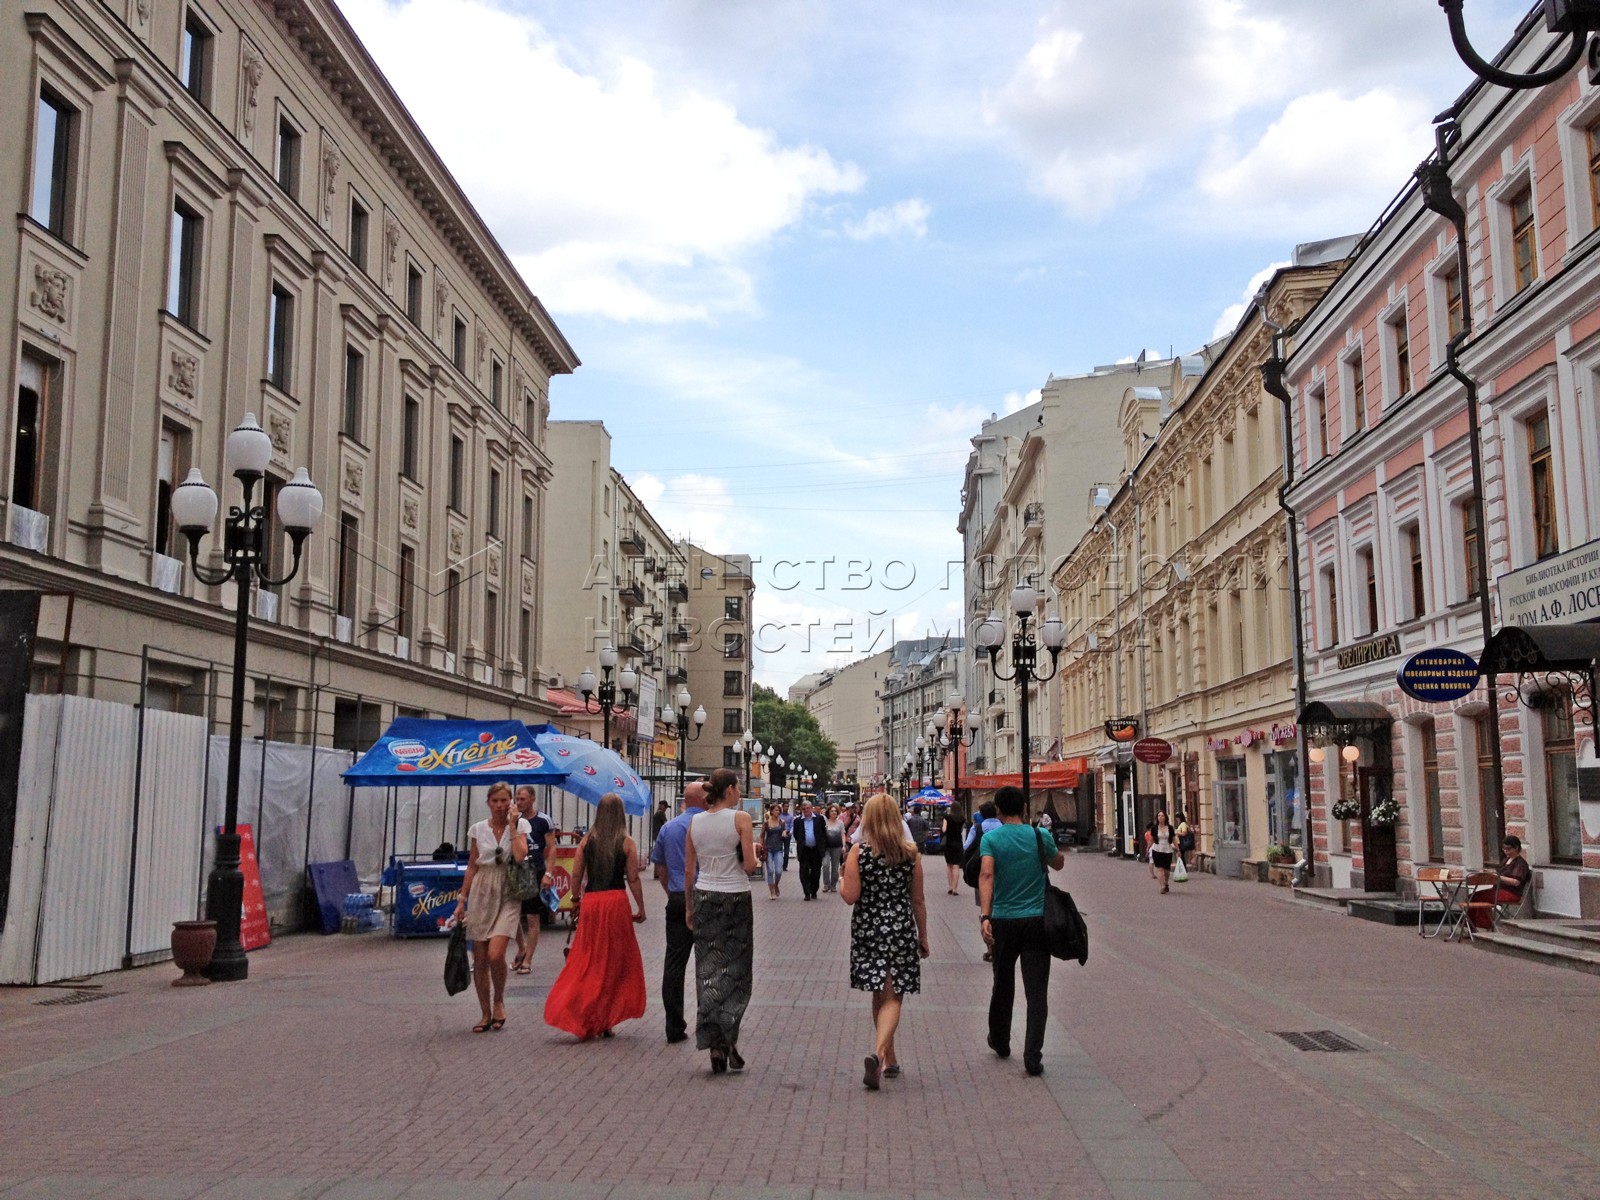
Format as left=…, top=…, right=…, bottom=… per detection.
left=1496, top=536, right=1600, bottom=628
left=1336, top=632, right=1401, bottom=670
left=1104, top=717, right=1140, bottom=743
left=1396, top=647, right=1481, bottom=703
left=1270, top=723, right=1298, bottom=746
left=1132, top=737, right=1173, bottom=764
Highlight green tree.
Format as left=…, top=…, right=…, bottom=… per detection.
left=751, top=683, right=837, bottom=788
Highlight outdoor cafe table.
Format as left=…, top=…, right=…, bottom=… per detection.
left=1417, top=867, right=1470, bottom=940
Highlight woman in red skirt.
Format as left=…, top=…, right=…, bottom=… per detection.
left=543, top=792, right=647, bottom=1040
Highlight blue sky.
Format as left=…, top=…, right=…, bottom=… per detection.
left=339, top=0, right=1528, bottom=693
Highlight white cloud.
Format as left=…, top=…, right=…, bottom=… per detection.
left=1002, top=387, right=1041, bottom=415
left=627, top=472, right=763, bottom=554
left=1211, top=260, right=1292, bottom=339
left=1197, top=89, right=1435, bottom=236
left=339, top=0, right=863, bottom=322
left=844, top=198, right=932, bottom=241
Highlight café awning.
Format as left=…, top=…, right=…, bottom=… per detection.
left=1297, top=700, right=1393, bottom=741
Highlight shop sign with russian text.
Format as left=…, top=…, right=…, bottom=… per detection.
left=1336, top=632, right=1401, bottom=670
left=1496, top=536, right=1600, bottom=628
left=1396, top=647, right=1480, bottom=703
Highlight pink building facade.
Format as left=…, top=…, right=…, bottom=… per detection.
left=1281, top=11, right=1600, bottom=916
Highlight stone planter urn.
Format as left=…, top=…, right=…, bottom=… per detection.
left=171, top=919, right=217, bottom=986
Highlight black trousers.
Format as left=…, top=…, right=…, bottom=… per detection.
left=662, top=891, right=694, bottom=1040
left=988, top=915, right=1051, bottom=1066
left=797, top=848, right=823, bottom=898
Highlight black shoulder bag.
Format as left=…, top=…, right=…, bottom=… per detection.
left=1035, top=828, right=1087, bottom=965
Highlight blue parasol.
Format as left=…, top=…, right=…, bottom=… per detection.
left=526, top=724, right=651, bottom=816
left=908, top=786, right=952, bottom=805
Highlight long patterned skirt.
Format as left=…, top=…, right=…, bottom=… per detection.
left=692, top=889, right=753, bottom=1051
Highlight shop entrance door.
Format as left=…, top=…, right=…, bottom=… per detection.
left=1359, top=766, right=1397, bottom=892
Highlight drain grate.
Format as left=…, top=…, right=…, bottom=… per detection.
left=1274, top=1030, right=1364, bottom=1053
left=34, top=989, right=122, bottom=1007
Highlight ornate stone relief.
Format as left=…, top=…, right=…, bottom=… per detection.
left=343, top=460, right=364, bottom=497
left=135, top=0, right=150, bottom=24
left=239, top=41, right=264, bottom=138
left=321, top=139, right=342, bottom=226
left=434, top=280, right=448, bottom=341
left=401, top=496, right=418, bottom=531
left=476, top=321, right=487, bottom=370
left=448, top=525, right=465, bottom=561
left=268, top=412, right=292, bottom=454
left=487, top=545, right=501, bottom=582
left=168, top=351, right=198, bottom=398
left=383, top=212, right=399, bottom=287
left=29, top=265, right=68, bottom=323
left=521, top=567, right=534, bottom=600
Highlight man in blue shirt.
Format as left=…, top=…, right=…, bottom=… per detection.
left=650, top=778, right=707, bottom=1044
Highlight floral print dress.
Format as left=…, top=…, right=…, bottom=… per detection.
left=849, top=845, right=920, bottom=996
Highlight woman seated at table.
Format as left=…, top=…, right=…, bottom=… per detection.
left=1469, top=835, right=1532, bottom=929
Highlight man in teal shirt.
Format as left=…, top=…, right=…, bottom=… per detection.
left=978, top=785, right=1065, bottom=1077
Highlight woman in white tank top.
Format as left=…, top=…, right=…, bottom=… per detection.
left=684, top=768, right=759, bottom=1073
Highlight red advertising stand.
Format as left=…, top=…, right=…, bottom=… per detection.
left=235, top=823, right=271, bottom=951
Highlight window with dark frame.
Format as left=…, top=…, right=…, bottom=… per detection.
left=1348, top=350, right=1366, bottom=433
left=722, top=708, right=742, bottom=736
left=723, top=745, right=741, bottom=768
left=1462, top=498, right=1483, bottom=599
left=519, top=605, right=531, bottom=671
left=485, top=590, right=499, bottom=668
left=1509, top=186, right=1537, bottom=293
left=1528, top=412, right=1559, bottom=560
left=723, top=671, right=743, bottom=697
left=336, top=514, right=358, bottom=620
left=1543, top=696, right=1580, bottom=862
left=445, top=569, right=461, bottom=654
left=1474, top=713, right=1498, bottom=865
left=12, top=358, right=50, bottom=523
left=452, top=314, right=467, bottom=371
left=32, top=87, right=75, bottom=239
left=723, top=632, right=744, bottom=659
left=1321, top=566, right=1339, bottom=648
left=406, top=260, right=423, bottom=324
left=397, top=544, right=415, bottom=641
left=1588, top=119, right=1600, bottom=230
left=487, top=469, right=501, bottom=538
left=1310, top=384, right=1329, bottom=459
left=267, top=283, right=293, bottom=390
left=521, top=495, right=534, bottom=557
left=276, top=115, right=301, bottom=198
left=342, top=346, right=364, bottom=441
left=449, top=435, right=465, bottom=512
left=491, top=358, right=503, bottom=411
left=523, top=391, right=537, bottom=439
left=401, top=396, right=420, bottom=480
left=1228, top=589, right=1244, bottom=676
left=724, top=595, right=742, bottom=620
left=167, top=202, right=202, bottom=326
left=180, top=10, right=213, bottom=105
left=1407, top=524, right=1424, bottom=619
left=1392, top=312, right=1412, bottom=397
left=348, top=196, right=369, bottom=270
left=1422, top=719, right=1443, bottom=862
left=1444, top=265, right=1464, bottom=340
left=154, top=423, right=192, bottom=558
left=1360, top=547, right=1378, bottom=633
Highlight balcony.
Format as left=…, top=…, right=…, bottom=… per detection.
left=619, top=528, right=645, bottom=556
left=619, top=628, right=649, bottom=657
left=667, top=576, right=688, bottom=602
left=671, top=623, right=692, bottom=644
left=618, top=582, right=645, bottom=608
left=667, top=664, right=688, bottom=684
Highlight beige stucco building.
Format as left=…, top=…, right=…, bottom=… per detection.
left=3, top=0, right=578, bottom=743
left=679, top=542, right=755, bottom=787
left=794, top=649, right=891, bottom=787
left=1053, top=249, right=1348, bottom=871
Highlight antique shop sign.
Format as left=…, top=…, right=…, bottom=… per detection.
left=1396, top=647, right=1480, bottom=703
left=1497, top=536, right=1600, bottom=628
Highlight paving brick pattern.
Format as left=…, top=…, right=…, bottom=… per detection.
left=2, top=855, right=1598, bottom=1199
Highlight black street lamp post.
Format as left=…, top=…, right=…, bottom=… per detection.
left=899, top=754, right=913, bottom=800
left=577, top=646, right=638, bottom=752
left=1439, top=0, right=1600, bottom=91
left=934, top=693, right=981, bottom=809
left=735, top=729, right=758, bottom=796
left=663, top=685, right=706, bottom=802
left=974, top=583, right=1066, bottom=810
left=171, top=413, right=323, bottom=983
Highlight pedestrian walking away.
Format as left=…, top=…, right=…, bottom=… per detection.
left=543, top=792, right=648, bottom=1041
left=841, top=793, right=930, bottom=1090
left=650, top=778, right=708, bottom=1043
left=779, top=804, right=794, bottom=871
left=793, top=799, right=828, bottom=900
left=761, top=807, right=786, bottom=899
left=941, top=803, right=967, bottom=895
left=980, top=784, right=1065, bottom=1076
left=451, top=781, right=529, bottom=1033
left=512, top=785, right=555, bottom=976
left=1149, top=810, right=1177, bottom=894
left=1176, top=812, right=1195, bottom=869
left=822, top=803, right=847, bottom=892
left=685, top=768, right=760, bottom=1074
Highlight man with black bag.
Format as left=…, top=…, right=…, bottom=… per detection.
left=978, top=785, right=1064, bottom=1077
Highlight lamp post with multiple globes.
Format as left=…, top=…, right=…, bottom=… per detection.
left=974, top=582, right=1066, bottom=809
left=577, top=646, right=637, bottom=753
left=934, top=693, right=981, bottom=809
left=662, top=686, right=706, bottom=803
left=170, top=413, right=323, bottom=982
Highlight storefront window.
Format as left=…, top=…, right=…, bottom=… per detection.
left=1421, top=719, right=1443, bottom=862
left=1475, top=712, right=1498, bottom=864
left=1266, top=750, right=1301, bottom=848
left=1214, top=758, right=1246, bottom=845
left=1543, top=696, right=1580, bottom=862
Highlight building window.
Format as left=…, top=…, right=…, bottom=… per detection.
left=336, top=514, right=358, bottom=620
left=487, top=468, right=501, bottom=538
left=449, top=436, right=465, bottom=512
left=723, top=671, right=744, bottom=697
left=521, top=495, right=534, bottom=558
left=180, top=10, right=213, bottom=105
left=1444, top=265, right=1464, bottom=340
left=167, top=202, right=202, bottom=326
left=1309, top=384, right=1328, bottom=460
left=445, top=569, right=461, bottom=654
left=723, top=633, right=744, bottom=659
left=276, top=116, right=301, bottom=198
left=31, top=87, right=76, bottom=240
left=524, top=391, right=537, bottom=440
left=401, top=396, right=420, bottom=480
left=1228, top=589, right=1244, bottom=676
left=485, top=590, right=499, bottom=667
left=452, top=314, right=467, bottom=371
left=406, top=260, right=423, bottom=324
left=348, top=196, right=369, bottom=271
left=1359, top=546, right=1378, bottom=634
left=267, top=283, right=293, bottom=390
left=724, top=596, right=743, bottom=620
left=491, top=358, right=503, bottom=411
left=1199, top=455, right=1213, bottom=526
left=519, top=605, right=531, bottom=670
left=1421, top=718, right=1443, bottom=862
left=1406, top=524, right=1425, bottom=620
left=1320, top=565, right=1339, bottom=649
left=1509, top=186, right=1537, bottom=293
left=1346, top=350, right=1366, bottom=434
left=1461, top=498, right=1483, bottom=600
left=1528, top=412, right=1559, bottom=560
left=397, top=545, right=415, bottom=641
left=342, top=346, right=364, bottom=441
left=1588, top=119, right=1600, bottom=230
left=1389, top=311, right=1412, bottom=398
left=332, top=698, right=383, bottom=752
left=154, top=423, right=192, bottom=558
left=1475, top=712, right=1499, bottom=865
left=1543, top=696, right=1580, bottom=862
left=723, top=745, right=742, bottom=768
left=722, top=708, right=742, bottom=735
left=1214, top=757, right=1246, bottom=845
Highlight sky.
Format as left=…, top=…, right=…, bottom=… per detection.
left=337, top=0, right=1530, bottom=695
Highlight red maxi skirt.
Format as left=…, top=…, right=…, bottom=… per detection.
left=543, top=890, right=646, bottom=1040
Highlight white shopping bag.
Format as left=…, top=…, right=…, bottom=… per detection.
left=1171, top=857, right=1189, bottom=883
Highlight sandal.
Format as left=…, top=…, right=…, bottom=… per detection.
left=863, top=1054, right=881, bottom=1091
left=710, top=1049, right=727, bottom=1075
left=513, top=959, right=532, bottom=975
left=473, top=1018, right=492, bottom=1033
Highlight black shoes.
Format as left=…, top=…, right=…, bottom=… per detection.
left=987, top=1033, right=1010, bottom=1059
left=727, top=1044, right=745, bottom=1072
left=710, top=1049, right=727, bottom=1074
left=666, top=1032, right=688, bottom=1044
left=1025, top=1058, right=1044, bottom=1077
left=863, top=1054, right=881, bottom=1090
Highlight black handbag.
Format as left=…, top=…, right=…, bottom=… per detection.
left=962, top=826, right=985, bottom=889
left=499, top=829, right=541, bottom=901
left=443, top=923, right=471, bottom=995
left=1035, top=829, right=1087, bottom=965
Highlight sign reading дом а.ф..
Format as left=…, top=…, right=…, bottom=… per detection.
left=1496, top=536, right=1600, bottom=627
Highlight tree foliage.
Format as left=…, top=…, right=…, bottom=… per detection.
left=751, top=683, right=837, bottom=787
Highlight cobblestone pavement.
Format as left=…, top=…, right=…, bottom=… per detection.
left=2, top=854, right=1598, bottom=1200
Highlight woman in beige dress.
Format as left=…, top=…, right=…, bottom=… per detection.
left=451, top=781, right=528, bottom=1032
